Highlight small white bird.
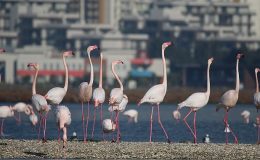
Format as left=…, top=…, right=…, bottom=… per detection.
left=0, top=106, right=15, bottom=136
left=102, top=119, right=116, bottom=133
left=241, top=110, right=250, bottom=124
left=56, top=105, right=71, bottom=148
left=123, top=109, right=138, bottom=123
left=203, top=134, right=210, bottom=143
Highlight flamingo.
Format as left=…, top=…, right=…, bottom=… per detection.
left=240, top=110, right=250, bottom=124
left=0, top=48, right=5, bottom=82
left=45, top=51, right=75, bottom=105
left=0, top=106, right=15, bottom=136
left=55, top=105, right=71, bottom=148
left=28, top=63, right=50, bottom=142
left=254, top=67, right=260, bottom=144
left=91, top=52, right=105, bottom=140
left=138, top=42, right=172, bottom=143
left=108, top=94, right=128, bottom=142
left=13, top=102, right=33, bottom=123
left=29, top=113, right=38, bottom=126
left=109, top=60, right=125, bottom=142
left=79, top=45, right=97, bottom=142
left=123, top=109, right=138, bottom=123
left=177, top=57, right=214, bottom=143
left=216, top=53, right=244, bottom=144
left=102, top=119, right=116, bottom=133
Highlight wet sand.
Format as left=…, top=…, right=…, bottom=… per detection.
left=0, top=139, right=259, bottom=159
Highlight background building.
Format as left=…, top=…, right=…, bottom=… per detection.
left=0, top=0, right=260, bottom=89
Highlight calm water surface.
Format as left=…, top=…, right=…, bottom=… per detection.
left=0, top=102, right=259, bottom=144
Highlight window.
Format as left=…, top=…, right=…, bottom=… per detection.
left=219, top=14, right=232, bottom=26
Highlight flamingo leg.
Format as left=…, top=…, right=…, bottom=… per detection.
left=85, top=101, right=90, bottom=141
left=183, top=108, right=196, bottom=140
left=91, top=107, right=96, bottom=140
left=224, top=110, right=229, bottom=144
left=257, top=125, right=260, bottom=144
left=110, top=111, right=115, bottom=142
left=43, top=111, right=49, bottom=142
left=100, top=104, right=104, bottom=141
left=81, top=102, right=86, bottom=142
left=38, top=113, right=42, bottom=141
left=58, top=126, right=61, bottom=142
left=1, top=119, right=4, bottom=136
left=224, top=110, right=238, bottom=144
left=193, top=111, right=197, bottom=143
left=157, top=104, right=170, bottom=143
left=150, top=106, right=154, bottom=143
left=116, top=111, right=121, bottom=143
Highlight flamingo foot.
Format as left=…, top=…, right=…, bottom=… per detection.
left=42, top=138, right=47, bottom=143
left=167, top=139, right=171, bottom=144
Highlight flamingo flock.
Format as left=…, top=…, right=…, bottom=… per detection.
left=0, top=42, right=260, bottom=146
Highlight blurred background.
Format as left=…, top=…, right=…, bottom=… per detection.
left=0, top=0, right=260, bottom=103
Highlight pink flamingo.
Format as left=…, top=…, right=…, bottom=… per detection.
left=177, top=57, right=213, bottom=143
left=138, top=42, right=171, bottom=143
left=108, top=94, right=128, bottom=142
left=13, top=102, right=33, bottom=123
left=28, top=63, right=50, bottom=142
left=109, top=60, right=124, bottom=142
left=92, top=52, right=105, bottom=140
left=0, top=106, right=15, bottom=137
left=216, top=53, right=244, bottom=144
left=254, top=67, right=260, bottom=144
left=55, top=105, right=71, bottom=148
left=45, top=51, right=75, bottom=105
left=79, top=45, right=97, bottom=142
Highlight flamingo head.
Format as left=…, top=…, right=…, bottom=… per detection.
left=112, top=60, right=124, bottom=65
left=208, top=57, right=214, bottom=65
left=162, top=41, right=172, bottom=50
left=63, top=50, right=75, bottom=57
left=87, top=45, right=98, bottom=54
left=236, top=53, right=244, bottom=59
left=255, top=68, right=260, bottom=73
left=0, top=48, right=6, bottom=53
left=27, top=63, right=39, bottom=70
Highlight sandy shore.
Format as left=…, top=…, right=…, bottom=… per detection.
left=0, top=140, right=259, bottom=159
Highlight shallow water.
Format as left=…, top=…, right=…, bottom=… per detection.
left=0, top=102, right=259, bottom=144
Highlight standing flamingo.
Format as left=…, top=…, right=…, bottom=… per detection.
left=254, top=67, right=260, bottom=144
left=0, top=48, right=5, bottom=82
left=92, top=52, right=105, bottom=140
left=138, top=42, right=171, bottom=143
left=216, top=53, right=244, bottom=144
left=55, top=105, right=71, bottom=148
left=109, top=94, right=128, bottom=142
left=28, top=63, right=50, bottom=142
left=177, top=57, right=214, bottom=143
left=45, top=51, right=75, bottom=105
left=79, top=45, right=97, bottom=142
left=109, top=60, right=125, bottom=142
left=0, top=106, right=14, bottom=136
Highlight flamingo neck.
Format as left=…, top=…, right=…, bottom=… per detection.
left=112, top=63, right=123, bottom=91
left=32, top=68, right=39, bottom=95
left=88, top=51, right=94, bottom=86
left=235, top=59, right=240, bottom=92
left=99, top=55, right=103, bottom=88
left=206, top=62, right=211, bottom=96
left=162, top=48, right=167, bottom=89
left=63, top=55, right=68, bottom=92
left=256, top=71, right=259, bottom=93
